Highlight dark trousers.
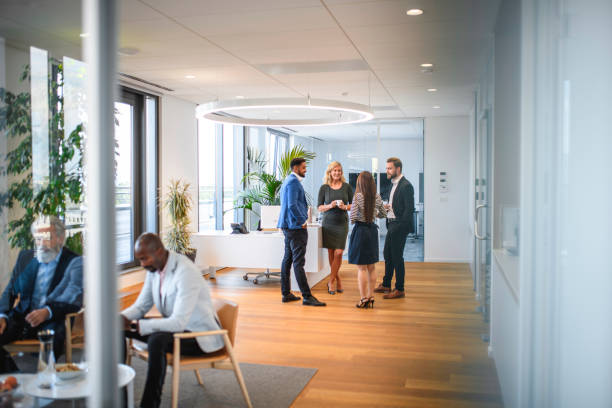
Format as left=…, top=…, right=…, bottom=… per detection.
left=0, top=315, right=66, bottom=373
left=383, top=221, right=410, bottom=291
left=281, top=228, right=312, bottom=297
left=122, top=330, right=204, bottom=408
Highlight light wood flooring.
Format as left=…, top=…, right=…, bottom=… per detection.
left=121, top=261, right=502, bottom=407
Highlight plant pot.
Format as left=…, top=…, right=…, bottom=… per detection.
left=184, top=249, right=197, bottom=263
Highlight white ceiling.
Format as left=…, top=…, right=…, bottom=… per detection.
left=0, top=0, right=501, bottom=140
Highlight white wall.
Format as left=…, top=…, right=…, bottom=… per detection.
left=159, top=95, right=198, bottom=235
left=424, top=116, right=471, bottom=262
left=493, top=0, right=521, bottom=250
left=491, top=254, right=519, bottom=408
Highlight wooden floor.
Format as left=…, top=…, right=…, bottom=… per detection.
left=202, top=262, right=502, bottom=408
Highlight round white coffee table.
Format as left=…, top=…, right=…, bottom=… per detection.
left=23, top=364, right=135, bottom=408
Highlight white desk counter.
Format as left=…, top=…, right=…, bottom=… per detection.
left=191, top=225, right=330, bottom=291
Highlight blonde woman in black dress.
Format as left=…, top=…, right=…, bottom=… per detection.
left=317, top=162, right=353, bottom=294
left=348, top=171, right=387, bottom=308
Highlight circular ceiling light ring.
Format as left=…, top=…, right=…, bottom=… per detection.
left=195, top=98, right=374, bottom=127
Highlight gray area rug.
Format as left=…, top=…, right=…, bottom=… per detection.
left=14, top=352, right=317, bottom=408
left=131, top=358, right=317, bottom=408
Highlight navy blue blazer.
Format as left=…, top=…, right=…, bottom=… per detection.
left=277, top=174, right=308, bottom=230
left=0, top=248, right=83, bottom=323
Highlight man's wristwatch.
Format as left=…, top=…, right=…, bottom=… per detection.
left=129, top=321, right=138, bottom=332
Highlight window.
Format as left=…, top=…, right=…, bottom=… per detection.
left=197, top=120, right=216, bottom=231
left=268, top=129, right=289, bottom=178
left=197, top=121, right=244, bottom=231
left=114, top=88, right=158, bottom=268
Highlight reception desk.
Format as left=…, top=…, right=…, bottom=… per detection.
left=191, top=225, right=330, bottom=291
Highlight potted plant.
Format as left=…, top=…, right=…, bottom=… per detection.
left=234, top=145, right=315, bottom=229
left=163, top=179, right=196, bottom=261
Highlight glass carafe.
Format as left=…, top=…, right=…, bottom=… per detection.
left=37, top=329, right=55, bottom=388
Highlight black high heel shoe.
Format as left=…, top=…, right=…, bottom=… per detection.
left=336, top=280, right=344, bottom=293
left=368, top=297, right=375, bottom=308
left=356, top=298, right=370, bottom=308
left=327, top=282, right=336, bottom=295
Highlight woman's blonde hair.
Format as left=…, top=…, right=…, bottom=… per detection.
left=323, top=161, right=346, bottom=185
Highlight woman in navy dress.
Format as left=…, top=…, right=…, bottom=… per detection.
left=348, top=171, right=387, bottom=308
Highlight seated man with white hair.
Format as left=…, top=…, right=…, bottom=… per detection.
left=0, top=215, right=83, bottom=373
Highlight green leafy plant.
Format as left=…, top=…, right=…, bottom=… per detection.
left=0, top=63, right=85, bottom=253
left=234, top=145, right=316, bottom=216
left=163, top=179, right=195, bottom=257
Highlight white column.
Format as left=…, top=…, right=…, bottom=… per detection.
left=83, top=0, right=119, bottom=406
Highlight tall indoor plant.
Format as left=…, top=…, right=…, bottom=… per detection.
left=234, top=145, right=316, bottom=221
left=0, top=63, right=85, bottom=253
left=163, top=179, right=196, bottom=261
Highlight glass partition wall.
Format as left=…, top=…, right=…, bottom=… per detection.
left=196, top=119, right=425, bottom=265
left=297, top=120, right=425, bottom=262
left=0, top=1, right=125, bottom=403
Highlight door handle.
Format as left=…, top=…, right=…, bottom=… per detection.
left=474, top=203, right=489, bottom=240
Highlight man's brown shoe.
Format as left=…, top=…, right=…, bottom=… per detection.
left=373, top=284, right=391, bottom=294
left=383, top=290, right=405, bottom=299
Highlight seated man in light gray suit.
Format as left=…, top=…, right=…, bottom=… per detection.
left=121, top=233, right=223, bottom=408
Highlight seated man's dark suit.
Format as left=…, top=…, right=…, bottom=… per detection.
left=0, top=248, right=83, bottom=373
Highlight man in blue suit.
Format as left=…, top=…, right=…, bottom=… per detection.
left=277, top=158, right=326, bottom=307
left=0, top=216, right=83, bottom=373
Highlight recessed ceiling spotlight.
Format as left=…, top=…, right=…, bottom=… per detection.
left=236, top=95, right=245, bottom=99
left=79, top=33, right=89, bottom=38
left=117, top=47, right=139, bottom=56
left=406, top=9, right=423, bottom=16
left=420, top=63, right=434, bottom=68
left=427, top=88, right=437, bottom=92
left=432, top=105, right=441, bottom=109
left=185, top=75, right=196, bottom=79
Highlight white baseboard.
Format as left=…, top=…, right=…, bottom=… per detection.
left=424, top=257, right=471, bottom=263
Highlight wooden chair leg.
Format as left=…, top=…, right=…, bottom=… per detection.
left=194, top=369, right=204, bottom=386
left=224, top=334, right=252, bottom=408
left=125, top=339, right=132, bottom=365
left=65, top=317, right=72, bottom=363
left=172, top=339, right=181, bottom=408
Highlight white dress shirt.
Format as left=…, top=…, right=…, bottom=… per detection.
left=291, top=171, right=304, bottom=182
left=387, top=175, right=404, bottom=219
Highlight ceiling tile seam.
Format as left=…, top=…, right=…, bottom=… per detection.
left=131, top=4, right=328, bottom=20
left=136, top=0, right=306, bottom=100
left=319, top=0, right=407, bottom=120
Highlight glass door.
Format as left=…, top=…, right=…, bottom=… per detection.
left=475, top=108, right=492, bottom=326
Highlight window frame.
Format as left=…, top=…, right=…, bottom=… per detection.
left=116, top=86, right=159, bottom=270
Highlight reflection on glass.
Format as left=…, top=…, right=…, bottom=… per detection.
left=501, top=206, right=519, bottom=256
left=114, top=102, right=134, bottom=264
left=198, top=120, right=216, bottom=231
left=30, top=46, right=49, bottom=193
left=145, top=96, right=158, bottom=233
left=63, top=56, right=87, bottom=230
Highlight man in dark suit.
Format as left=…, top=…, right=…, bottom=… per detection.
left=375, top=157, right=415, bottom=299
left=0, top=216, right=83, bottom=373
left=277, top=157, right=326, bottom=307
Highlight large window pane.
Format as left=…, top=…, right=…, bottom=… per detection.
left=222, top=124, right=235, bottom=230
left=114, top=101, right=134, bottom=264
left=198, top=120, right=216, bottom=231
